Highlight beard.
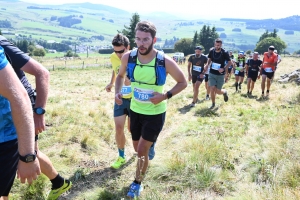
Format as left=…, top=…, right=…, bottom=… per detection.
left=138, top=42, right=154, bottom=55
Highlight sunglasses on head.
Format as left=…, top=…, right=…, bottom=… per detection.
left=269, top=48, right=275, bottom=51
left=114, top=48, right=125, bottom=54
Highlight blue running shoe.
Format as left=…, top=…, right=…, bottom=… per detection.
left=127, top=182, right=143, bottom=198
left=148, top=142, right=156, bottom=160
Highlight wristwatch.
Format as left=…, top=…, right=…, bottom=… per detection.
left=19, top=152, right=37, bottom=163
left=33, top=107, right=46, bottom=115
left=166, top=91, right=173, bottom=99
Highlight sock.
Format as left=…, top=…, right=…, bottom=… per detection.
left=235, top=82, right=238, bottom=90
left=262, top=91, right=264, bottom=94
left=134, top=179, right=142, bottom=185
left=118, top=148, right=125, bottom=158
left=267, top=90, right=269, bottom=93
left=50, top=174, right=64, bottom=190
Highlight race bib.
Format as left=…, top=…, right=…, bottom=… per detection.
left=251, top=68, right=257, bottom=71
left=235, top=70, right=239, bottom=75
left=211, top=62, right=221, bottom=70
left=121, top=86, right=131, bottom=96
left=265, top=67, right=273, bottom=73
left=133, top=88, right=154, bottom=103
left=193, top=65, right=202, bottom=72
left=239, top=61, right=243, bottom=67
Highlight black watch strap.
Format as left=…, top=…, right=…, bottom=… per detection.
left=19, top=152, right=37, bottom=163
left=167, top=91, right=173, bottom=99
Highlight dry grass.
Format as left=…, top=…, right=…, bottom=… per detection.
left=9, top=57, right=300, bottom=200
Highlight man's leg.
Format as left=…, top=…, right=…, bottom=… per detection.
left=114, top=115, right=127, bottom=154
left=135, top=138, right=153, bottom=181
left=111, top=115, right=127, bottom=169
left=37, top=138, right=72, bottom=199
left=251, top=80, right=256, bottom=92
left=261, top=75, right=267, bottom=95
left=239, top=76, right=244, bottom=90
left=235, top=75, right=239, bottom=91
left=266, top=78, right=272, bottom=95
left=205, top=82, right=210, bottom=100
left=210, top=86, right=216, bottom=105
left=192, top=81, right=201, bottom=105
left=247, top=78, right=251, bottom=93
left=35, top=142, right=58, bottom=180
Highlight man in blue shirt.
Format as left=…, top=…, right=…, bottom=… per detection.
left=0, top=46, right=40, bottom=199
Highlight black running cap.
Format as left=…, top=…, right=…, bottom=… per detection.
left=195, top=46, right=203, bottom=50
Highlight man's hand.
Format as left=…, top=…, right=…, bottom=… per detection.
left=150, top=92, right=166, bottom=105
left=218, top=68, right=225, bottom=73
left=105, top=83, right=113, bottom=92
left=17, top=159, right=41, bottom=184
left=34, top=114, right=45, bottom=134
left=258, top=75, right=261, bottom=80
left=115, top=93, right=123, bottom=105
left=199, top=73, right=205, bottom=79
left=188, top=74, right=192, bottom=82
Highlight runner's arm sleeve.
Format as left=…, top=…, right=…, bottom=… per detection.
left=0, top=37, right=30, bottom=69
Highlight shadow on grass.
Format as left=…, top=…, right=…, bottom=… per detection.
left=178, top=99, right=206, bottom=114
left=240, top=93, right=258, bottom=99
left=96, top=187, right=129, bottom=200
left=256, top=95, right=270, bottom=102
left=194, top=107, right=219, bottom=117
left=64, top=155, right=136, bottom=199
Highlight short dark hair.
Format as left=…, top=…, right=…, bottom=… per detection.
left=112, top=33, right=129, bottom=47
left=215, top=38, right=222, bottom=44
left=135, top=21, right=157, bottom=38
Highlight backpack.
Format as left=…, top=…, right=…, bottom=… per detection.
left=127, top=49, right=166, bottom=86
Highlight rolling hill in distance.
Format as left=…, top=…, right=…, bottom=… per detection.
left=0, top=0, right=300, bottom=53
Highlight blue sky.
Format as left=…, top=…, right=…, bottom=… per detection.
left=21, top=0, right=300, bottom=20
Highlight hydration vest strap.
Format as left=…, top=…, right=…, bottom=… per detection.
left=127, top=49, right=166, bottom=86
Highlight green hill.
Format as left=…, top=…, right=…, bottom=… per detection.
left=0, top=1, right=299, bottom=52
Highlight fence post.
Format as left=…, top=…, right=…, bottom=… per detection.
left=82, top=61, right=85, bottom=69
left=53, top=65, right=54, bottom=71
left=65, top=60, right=66, bottom=68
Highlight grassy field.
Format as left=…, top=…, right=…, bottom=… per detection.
left=8, top=56, right=300, bottom=199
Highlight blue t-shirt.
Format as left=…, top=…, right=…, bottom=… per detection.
left=0, top=46, right=17, bottom=143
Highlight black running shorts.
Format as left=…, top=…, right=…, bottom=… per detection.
left=130, top=110, right=165, bottom=143
left=247, top=72, right=259, bottom=82
left=0, top=139, right=19, bottom=197
left=192, top=75, right=204, bottom=84
left=262, top=69, right=274, bottom=79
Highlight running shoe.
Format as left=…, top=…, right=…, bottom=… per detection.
left=205, top=95, right=210, bottom=100
left=127, top=182, right=143, bottom=198
left=209, top=103, right=215, bottom=109
left=111, top=156, right=126, bottom=169
left=189, top=102, right=195, bottom=107
left=223, top=91, right=229, bottom=102
left=148, top=142, right=156, bottom=160
left=47, top=180, right=72, bottom=200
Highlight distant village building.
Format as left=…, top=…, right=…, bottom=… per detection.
left=35, top=44, right=44, bottom=49
left=48, top=49, right=57, bottom=53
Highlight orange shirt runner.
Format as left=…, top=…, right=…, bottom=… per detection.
left=262, top=52, right=278, bottom=72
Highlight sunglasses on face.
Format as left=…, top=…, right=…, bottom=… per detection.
left=114, top=48, right=125, bottom=54
left=269, top=48, right=275, bottom=51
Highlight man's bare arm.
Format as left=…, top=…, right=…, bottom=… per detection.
left=21, top=58, right=49, bottom=109
left=0, top=64, right=35, bottom=155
